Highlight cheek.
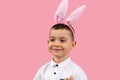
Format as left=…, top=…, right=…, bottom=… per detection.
left=48, top=43, right=52, bottom=49
left=65, top=44, right=73, bottom=50
left=48, top=45, right=52, bottom=52
left=65, top=43, right=72, bottom=47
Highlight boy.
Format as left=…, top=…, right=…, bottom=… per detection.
left=34, top=0, right=88, bottom=80
left=33, top=23, right=88, bottom=80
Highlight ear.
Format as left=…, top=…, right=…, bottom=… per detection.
left=72, top=41, right=76, bottom=48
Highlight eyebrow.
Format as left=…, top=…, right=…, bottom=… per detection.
left=59, top=37, right=67, bottom=40
left=49, top=36, right=55, bottom=39
left=49, top=36, right=67, bottom=40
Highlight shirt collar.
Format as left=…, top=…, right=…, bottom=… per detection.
left=50, top=57, right=71, bottom=67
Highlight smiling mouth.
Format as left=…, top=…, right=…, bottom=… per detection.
left=52, top=49, right=62, bottom=51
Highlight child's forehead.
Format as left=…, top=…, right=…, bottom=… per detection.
left=49, top=29, right=71, bottom=38
left=51, top=28, right=70, bottom=32
left=50, top=29, right=71, bottom=35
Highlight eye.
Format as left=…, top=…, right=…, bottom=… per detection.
left=50, top=39, right=55, bottom=42
left=60, top=39, right=66, bottom=42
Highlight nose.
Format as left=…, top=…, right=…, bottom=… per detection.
left=54, top=41, right=60, bottom=47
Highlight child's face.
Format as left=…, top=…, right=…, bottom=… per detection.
left=48, top=29, right=76, bottom=58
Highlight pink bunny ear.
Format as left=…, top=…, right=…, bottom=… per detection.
left=54, top=0, right=69, bottom=23
left=66, top=5, right=86, bottom=25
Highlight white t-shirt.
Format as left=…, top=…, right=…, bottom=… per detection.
left=33, top=57, right=88, bottom=80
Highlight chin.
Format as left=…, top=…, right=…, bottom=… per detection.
left=52, top=53, right=63, bottom=58
left=54, top=55, right=63, bottom=58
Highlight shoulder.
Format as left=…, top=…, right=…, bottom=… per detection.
left=71, top=61, right=88, bottom=80
left=36, top=62, right=50, bottom=74
left=33, top=62, right=50, bottom=80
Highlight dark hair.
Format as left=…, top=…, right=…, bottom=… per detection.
left=50, top=23, right=75, bottom=41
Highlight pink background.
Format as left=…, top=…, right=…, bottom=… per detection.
left=0, top=0, right=120, bottom=80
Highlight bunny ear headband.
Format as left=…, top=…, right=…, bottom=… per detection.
left=54, top=0, right=86, bottom=33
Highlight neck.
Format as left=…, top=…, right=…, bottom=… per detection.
left=53, top=56, right=69, bottom=63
